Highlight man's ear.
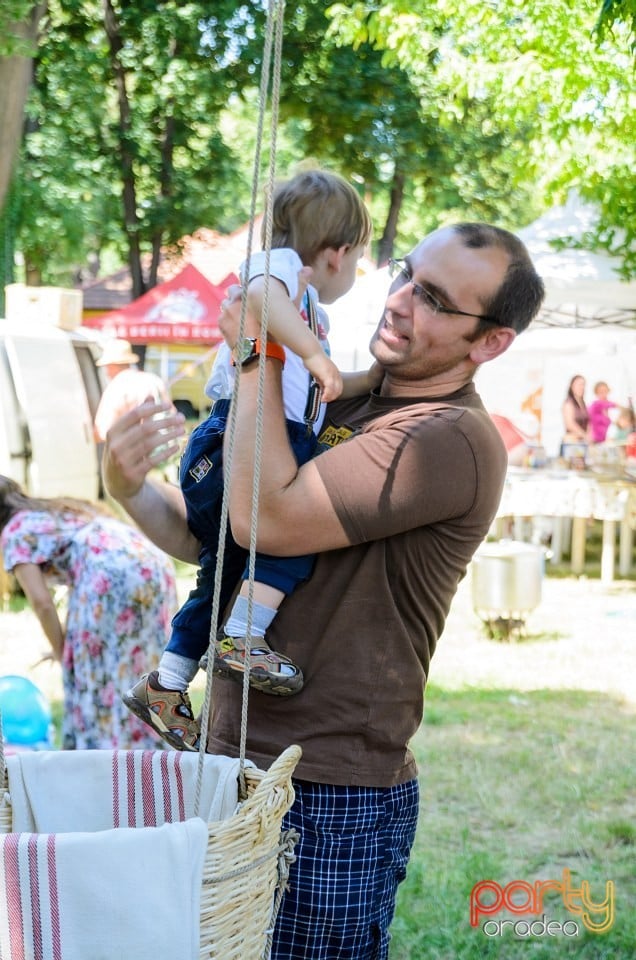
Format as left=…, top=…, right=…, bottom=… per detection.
left=469, top=327, right=516, bottom=365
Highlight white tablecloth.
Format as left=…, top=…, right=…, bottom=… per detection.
left=498, top=469, right=636, bottom=524
left=495, top=469, right=636, bottom=582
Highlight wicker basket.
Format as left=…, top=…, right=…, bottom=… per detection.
left=0, top=744, right=301, bottom=960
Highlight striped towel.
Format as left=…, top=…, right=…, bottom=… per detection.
left=0, top=818, right=208, bottom=960
left=5, top=750, right=249, bottom=833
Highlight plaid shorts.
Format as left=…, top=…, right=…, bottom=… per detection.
left=271, top=777, right=420, bottom=960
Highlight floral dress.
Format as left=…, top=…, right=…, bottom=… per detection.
left=1, top=510, right=177, bottom=750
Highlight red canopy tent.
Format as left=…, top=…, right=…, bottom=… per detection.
left=83, top=264, right=238, bottom=345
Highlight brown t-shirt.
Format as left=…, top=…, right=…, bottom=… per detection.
left=207, top=383, right=507, bottom=786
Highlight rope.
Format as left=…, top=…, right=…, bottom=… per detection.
left=195, top=0, right=286, bottom=812
left=262, top=828, right=300, bottom=959
left=201, top=827, right=298, bottom=886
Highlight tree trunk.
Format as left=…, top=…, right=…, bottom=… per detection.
left=376, top=168, right=405, bottom=267
left=102, top=0, right=145, bottom=297
left=149, top=107, right=176, bottom=287
left=0, top=4, right=47, bottom=215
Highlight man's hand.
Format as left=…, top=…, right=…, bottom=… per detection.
left=103, top=400, right=185, bottom=501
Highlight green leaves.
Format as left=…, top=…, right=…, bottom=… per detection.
left=327, top=0, right=635, bottom=272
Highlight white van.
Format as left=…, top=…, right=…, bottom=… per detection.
left=0, top=319, right=105, bottom=500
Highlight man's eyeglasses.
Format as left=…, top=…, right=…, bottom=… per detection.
left=388, top=258, right=500, bottom=325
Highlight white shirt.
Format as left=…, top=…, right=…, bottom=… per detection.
left=205, top=249, right=330, bottom=434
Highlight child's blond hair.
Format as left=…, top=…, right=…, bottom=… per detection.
left=263, top=169, right=372, bottom=265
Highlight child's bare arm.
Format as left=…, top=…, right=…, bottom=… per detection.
left=247, top=276, right=343, bottom=401
left=339, top=362, right=384, bottom=399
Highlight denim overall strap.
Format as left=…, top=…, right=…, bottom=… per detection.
left=302, top=294, right=323, bottom=429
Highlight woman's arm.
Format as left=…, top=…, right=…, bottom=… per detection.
left=13, top=563, right=65, bottom=661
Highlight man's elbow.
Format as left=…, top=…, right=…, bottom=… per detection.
left=230, top=514, right=281, bottom=554
left=230, top=515, right=251, bottom=550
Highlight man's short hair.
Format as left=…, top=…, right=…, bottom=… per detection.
left=453, top=223, right=545, bottom=335
left=264, top=169, right=372, bottom=264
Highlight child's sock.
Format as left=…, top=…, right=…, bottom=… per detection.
left=224, top=595, right=277, bottom=640
left=157, top=652, right=200, bottom=692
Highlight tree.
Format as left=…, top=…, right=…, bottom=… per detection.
left=229, top=0, right=540, bottom=263
left=595, top=0, right=636, bottom=54
left=0, top=2, right=46, bottom=214
left=0, top=2, right=47, bottom=308
left=16, top=0, right=250, bottom=292
left=328, top=0, right=635, bottom=273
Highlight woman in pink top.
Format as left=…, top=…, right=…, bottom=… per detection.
left=587, top=381, right=617, bottom=443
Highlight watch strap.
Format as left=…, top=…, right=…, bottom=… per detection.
left=231, top=338, right=285, bottom=367
left=254, top=338, right=285, bottom=365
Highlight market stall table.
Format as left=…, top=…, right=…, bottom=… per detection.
left=493, top=467, right=636, bottom=583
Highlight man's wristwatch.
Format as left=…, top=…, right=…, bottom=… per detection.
left=231, top=337, right=285, bottom=368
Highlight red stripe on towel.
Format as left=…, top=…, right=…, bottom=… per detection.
left=141, top=752, right=156, bottom=826
left=175, top=754, right=185, bottom=821
left=27, top=836, right=42, bottom=959
left=160, top=752, right=172, bottom=822
left=126, top=752, right=135, bottom=827
left=46, top=835, right=61, bottom=960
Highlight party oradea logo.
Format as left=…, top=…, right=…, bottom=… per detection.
left=470, top=868, right=614, bottom=938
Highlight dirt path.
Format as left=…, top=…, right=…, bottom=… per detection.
left=431, top=574, right=636, bottom=705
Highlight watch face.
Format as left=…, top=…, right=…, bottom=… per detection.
left=233, top=338, right=256, bottom=365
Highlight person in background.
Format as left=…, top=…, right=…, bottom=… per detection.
left=0, top=476, right=177, bottom=750
left=606, top=404, right=636, bottom=443
left=587, top=380, right=618, bottom=444
left=561, top=374, right=590, bottom=443
left=102, top=221, right=545, bottom=959
left=94, top=338, right=169, bottom=443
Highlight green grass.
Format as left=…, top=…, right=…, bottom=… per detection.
left=389, top=686, right=636, bottom=958
left=37, top=562, right=635, bottom=956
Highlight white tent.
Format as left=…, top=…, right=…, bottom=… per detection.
left=476, top=325, right=636, bottom=457
left=324, top=200, right=636, bottom=457
left=479, top=195, right=636, bottom=455
left=515, top=193, right=636, bottom=324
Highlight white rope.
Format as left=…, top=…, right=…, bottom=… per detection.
left=195, top=0, right=286, bottom=812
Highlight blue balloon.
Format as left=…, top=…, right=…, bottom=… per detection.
left=0, top=675, right=52, bottom=746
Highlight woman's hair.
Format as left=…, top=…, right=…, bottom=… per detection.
left=263, top=169, right=372, bottom=264
left=452, top=223, right=545, bottom=335
left=0, top=475, right=106, bottom=532
left=566, top=375, right=586, bottom=405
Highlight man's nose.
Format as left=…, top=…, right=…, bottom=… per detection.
left=386, top=280, right=412, bottom=313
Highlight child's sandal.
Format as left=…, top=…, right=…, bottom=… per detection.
left=213, top=634, right=304, bottom=696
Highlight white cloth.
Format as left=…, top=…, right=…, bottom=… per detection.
left=205, top=248, right=330, bottom=435
left=0, top=818, right=207, bottom=960
left=5, top=749, right=248, bottom=833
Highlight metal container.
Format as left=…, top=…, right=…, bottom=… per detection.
left=471, top=540, right=544, bottom=621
